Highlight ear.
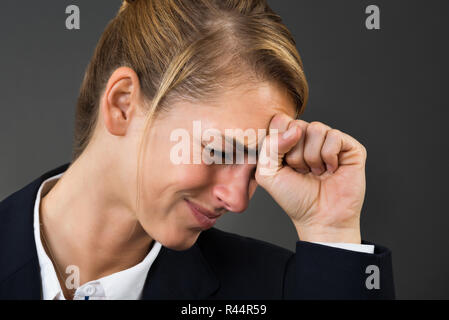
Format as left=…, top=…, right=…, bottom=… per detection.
left=100, top=67, right=142, bottom=136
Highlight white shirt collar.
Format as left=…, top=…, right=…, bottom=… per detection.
left=33, top=172, right=162, bottom=300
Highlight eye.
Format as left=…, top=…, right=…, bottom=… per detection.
left=223, top=151, right=234, bottom=163
left=204, top=146, right=234, bottom=164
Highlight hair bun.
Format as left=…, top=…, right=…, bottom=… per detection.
left=119, top=0, right=137, bottom=13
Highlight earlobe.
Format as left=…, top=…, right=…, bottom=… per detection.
left=101, top=67, right=141, bottom=137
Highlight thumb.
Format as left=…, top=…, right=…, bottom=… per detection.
left=256, top=124, right=301, bottom=180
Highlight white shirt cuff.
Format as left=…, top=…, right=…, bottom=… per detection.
left=312, top=242, right=375, bottom=254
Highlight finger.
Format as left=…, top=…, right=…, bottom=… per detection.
left=322, top=129, right=367, bottom=172
left=256, top=124, right=300, bottom=179
left=303, top=121, right=331, bottom=176
left=256, top=113, right=297, bottom=176
left=321, top=129, right=342, bottom=173
left=268, top=113, right=294, bottom=133
left=337, top=131, right=368, bottom=167
left=284, top=120, right=310, bottom=174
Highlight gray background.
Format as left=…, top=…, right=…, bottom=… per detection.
left=0, top=0, right=448, bottom=299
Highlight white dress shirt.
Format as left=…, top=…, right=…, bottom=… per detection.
left=33, top=172, right=373, bottom=300
left=33, top=173, right=162, bottom=300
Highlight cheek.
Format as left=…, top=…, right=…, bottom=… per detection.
left=137, top=162, right=214, bottom=220
left=173, top=163, right=215, bottom=192
left=137, top=163, right=216, bottom=250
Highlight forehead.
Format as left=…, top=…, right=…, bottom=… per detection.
left=202, top=81, right=296, bottom=131
left=160, top=81, right=297, bottom=149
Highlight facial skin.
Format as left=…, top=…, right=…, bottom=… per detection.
left=135, top=79, right=296, bottom=250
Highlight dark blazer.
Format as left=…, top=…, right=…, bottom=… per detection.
left=0, top=164, right=395, bottom=300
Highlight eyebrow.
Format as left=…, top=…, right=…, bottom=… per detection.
left=222, top=134, right=259, bottom=157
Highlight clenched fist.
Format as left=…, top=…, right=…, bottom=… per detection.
left=256, top=114, right=367, bottom=243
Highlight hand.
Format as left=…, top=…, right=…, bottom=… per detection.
left=255, top=114, right=367, bottom=243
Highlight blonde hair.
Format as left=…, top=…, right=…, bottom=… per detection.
left=73, top=0, right=309, bottom=211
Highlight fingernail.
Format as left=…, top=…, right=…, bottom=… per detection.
left=312, top=167, right=323, bottom=175
left=326, top=164, right=334, bottom=173
left=282, top=126, right=297, bottom=139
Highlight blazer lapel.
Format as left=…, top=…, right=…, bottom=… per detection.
left=0, top=163, right=70, bottom=299
left=141, top=242, right=220, bottom=299
left=0, top=257, right=42, bottom=299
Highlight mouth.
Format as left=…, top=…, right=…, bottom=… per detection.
left=184, top=198, right=221, bottom=230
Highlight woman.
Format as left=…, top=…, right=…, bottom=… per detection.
left=0, top=0, right=394, bottom=300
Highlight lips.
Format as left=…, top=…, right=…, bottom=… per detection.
left=184, top=198, right=222, bottom=229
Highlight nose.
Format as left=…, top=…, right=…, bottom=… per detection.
left=212, top=165, right=255, bottom=213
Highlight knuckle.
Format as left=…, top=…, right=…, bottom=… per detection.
left=304, top=150, right=322, bottom=167
left=307, top=121, right=324, bottom=133
left=294, top=119, right=307, bottom=131
left=285, top=153, right=302, bottom=166
left=286, top=154, right=309, bottom=172
left=360, top=144, right=368, bottom=159
left=328, top=128, right=342, bottom=137
left=320, top=147, right=334, bottom=160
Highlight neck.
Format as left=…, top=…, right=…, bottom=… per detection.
left=40, top=150, right=153, bottom=288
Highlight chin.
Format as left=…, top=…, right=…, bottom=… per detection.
left=153, top=226, right=202, bottom=251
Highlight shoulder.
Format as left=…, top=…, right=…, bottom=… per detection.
left=0, top=163, right=70, bottom=264
left=0, top=163, right=70, bottom=216
left=0, top=173, right=43, bottom=282
left=0, top=179, right=37, bottom=224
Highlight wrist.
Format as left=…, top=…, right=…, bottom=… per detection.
left=294, top=223, right=361, bottom=244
